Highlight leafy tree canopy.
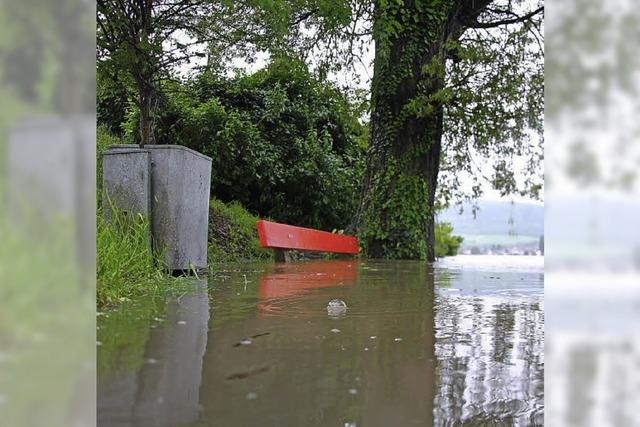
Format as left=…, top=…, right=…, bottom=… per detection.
left=225, top=0, right=544, bottom=205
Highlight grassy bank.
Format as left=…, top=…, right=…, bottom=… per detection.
left=208, top=199, right=272, bottom=263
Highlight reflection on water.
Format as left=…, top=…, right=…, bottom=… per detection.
left=98, top=280, right=209, bottom=427
left=434, top=257, right=544, bottom=425
left=97, top=256, right=543, bottom=426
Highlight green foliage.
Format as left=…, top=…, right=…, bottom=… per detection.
left=359, top=159, right=432, bottom=259
left=434, top=222, right=463, bottom=257
left=208, top=198, right=273, bottom=263
left=97, top=66, right=132, bottom=138
left=97, top=0, right=233, bottom=145
left=440, top=4, right=544, bottom=203
left=111, top=58, right=366, bottom=231
left=96, top=209, right=172, bottom=307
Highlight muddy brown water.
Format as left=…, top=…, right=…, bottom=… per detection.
left=97, top=255, right=543, bottom=426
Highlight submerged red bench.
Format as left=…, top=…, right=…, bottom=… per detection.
left=256, top=220, right=359, bottom=262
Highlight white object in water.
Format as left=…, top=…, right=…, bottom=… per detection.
left=327, top=299, right=348, bottom=317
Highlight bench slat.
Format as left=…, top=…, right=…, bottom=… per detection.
left=256, top=220, right=359, bottom=254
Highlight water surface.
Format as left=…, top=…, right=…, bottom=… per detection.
left=98, top=255, right=543, bottom=426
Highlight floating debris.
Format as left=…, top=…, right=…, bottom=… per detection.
left=364, top=347, right=369, bottom=351
left=246, top=392, right=258, bottom=400
left=226, top=365, right=270, bottom=380
left=328, top=299, right=347, bottom=308
left=232, top=333, right=270, bottom=347
left=177, top=320, right=187, bottom=325
left=233, top=338, right=253, bottom=347
left=327, top=299, right=348, bottom=317
left=154, top=317, right=164, bottom=322
left=146, top=358, right=158, bottom=364
left=348, top=388, right=358, bottom=395
left=370, top=336, right=377, bottom=340
left=251, top=332, right=270, bottom=339
left=96, top=341, right=102, bottom=346
left=345, top=422, right=356, bottom=427
left=330, top=328, right=341, bottom=333
left=394, top=338, right=403, bottom=342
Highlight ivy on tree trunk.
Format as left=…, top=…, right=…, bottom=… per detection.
left=357, top=0, right=452, bottom=261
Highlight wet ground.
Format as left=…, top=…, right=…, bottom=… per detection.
left=97, top=255, right=543, bottom=426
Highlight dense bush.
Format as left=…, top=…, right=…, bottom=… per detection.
left=102, top=58, right=367, bottom=231
left=435, top=222, right=464, bottom=257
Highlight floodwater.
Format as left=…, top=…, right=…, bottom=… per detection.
left=97, top=255, right=543, bottom=426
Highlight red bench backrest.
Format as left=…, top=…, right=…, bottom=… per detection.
left=256, top=220, right=359, bottom=254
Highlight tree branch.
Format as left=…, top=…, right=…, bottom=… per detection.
left=289, top=8, right=319, bottom=27
left=469, top=6, right=544, bottom=29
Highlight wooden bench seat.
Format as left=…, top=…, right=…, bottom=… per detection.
left=256, top=220, right=359, bottom=262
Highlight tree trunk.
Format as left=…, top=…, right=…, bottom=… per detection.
left=138, top=81, right=155, bottom=147
left=356, top=1, right=452, bottom=261
left=138, top=0, right=155, bottom=147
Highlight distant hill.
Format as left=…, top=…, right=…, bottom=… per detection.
left=437, top=200, right=543, bottom=237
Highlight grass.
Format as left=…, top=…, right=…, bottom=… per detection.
left=97, top=198, right=272, bottom=307
left=96, top=208, right=178, bottom=307
left=208, top=198, right=273, bottom=263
